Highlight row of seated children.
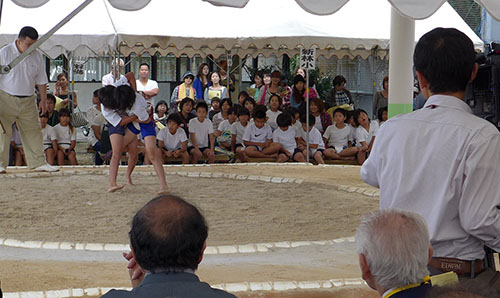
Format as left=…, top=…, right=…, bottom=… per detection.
left=10, top=108, right=78, bottom=166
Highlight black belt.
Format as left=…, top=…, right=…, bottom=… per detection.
left=13, top=95, right=31, bottom=98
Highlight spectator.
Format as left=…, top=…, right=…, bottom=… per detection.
left=212, top=98, right=232, bottom=131
left=193, top=63, right=210, bottom=101
left=284, top=106, right=302, bottom=136
left=39, top=113, right=58, bottom=165
left=54, top=72, right=78, bottom=111
left=372, top=76, right=388, bottom=119
left=208, top=97, right=221, bottom=121
left=289, top=75, right=307, bottom=110
left=54, top=108, right=78, bottom=165
left=216, top=106, right=237, bottom=151
left=248, top=71, right=264, bottom=100
left=86, top=90, right=107, bottom=165
left=361, top=28, right=500, bottom=288
left=323, top=108, right=358, bottom=160
left=297, top=113, right=325, bottom=164
left=356, top=209, right=433, bottom=298
left=177, top=97, right=196, bottom=138
left=204, top=72, right=228, bottom=105
left=354, top=109, right=378, bottom=165
left=153, top=100, right=168, bottom=127
left=188, top=102, right=215, bottom=164
left=294, top=67, right=319, bottom=98
left=157, top=113, right=189, bottom=164
left=325, top=75, right=353, bottom=109
left=237, top=91, right=250, bottom=106
left=102, top=194, right=236, bottom=298
left=102, top=58, right=125, bottom=86
left=231, top=107, right=250, bottom=160
left=266, top=93, right=282, bottom=131
left=242, top=97, right=255, bottom=119
left=376, top=107, right=388, bottom=126
left=46, top=94, right=59, bottom=127
left=136, top=63, right=159, bottom=106
left=273, top=113, right=305, bottom=163
left=309, top=97, right=332, bottom=134
left=171, top=72, right=196, bottom=112
left=257, top=70, right=286, bottom=107
left=243, top=109, right=280, bottom=159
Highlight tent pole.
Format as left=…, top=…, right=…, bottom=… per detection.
left=1, top=0, right=94, bottom=74
left=306, top=69, right=310, bottom=163
left=388, top=7, right=414, bottom=118
left=68, top=52, right=74, bottom=112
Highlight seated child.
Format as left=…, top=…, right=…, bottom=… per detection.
left=53, top=108, right=78, bottom=165
left=266, top=94, right=282, bottom=131
left=40, top=113, right=58, bottom=165
left=188, top=101, right=215, bottom=164
left=297, top=113, right=325, bottom=164
left=243, top=97, right=255, bottom=119
left=231, top=107, right=250, bottom=161
left=354, top=109, right=378, bottom=165
left=323, top=108, right=358, bottom=160
left=212, top=97, right=232, bottom=130
left=10, top=122, right=26, bottom=166
left=284, top=106, right=301, bottom=136
left=216, top=106, right=237, bottom=151
left=242, top=110, right=280, bottom=159
left=273, top=113, right=305, bottom=163
left=153, top=100, right=168, bottom=127
left=157, top=113, right=189, bottom=164
left=376, top=106, right=388, bottom=126
left=208, top=97, right=221, bottom=121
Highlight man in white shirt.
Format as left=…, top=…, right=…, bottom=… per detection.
left=102, top=58, right=125, bottom=87
left=361, top=28, right=500, bottom=285
left=86, top=89, right=107, bottom=165
left=136, top=63, right=159, bottom=106
left=0, top=26, right=58, bottom=173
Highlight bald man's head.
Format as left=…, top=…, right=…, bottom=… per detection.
left=129, top=195, right=208, bottom=272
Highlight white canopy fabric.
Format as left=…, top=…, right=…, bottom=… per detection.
left=0, top=0, right=482, bottom=59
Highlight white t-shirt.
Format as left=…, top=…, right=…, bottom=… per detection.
left=323, top=123, right=353, bottom=152
left=136, top=79, right=159, bottom=105
left=314, top=115, right=322, bottom=132
left=157, top=127, right=187, bottom=151
left=42, top=125, right=57, bottom=150
left=53, top=124, right=76, bottom=149
left=242, top=122, right=273, bottom=150
left=101, top=92, right=150, bottom=127
left=266, top=110, right=282, bottom=131
left=217, top=119, right=233, bottom=145
left=0, top=42, right=48, bottom=96
left=86, top=105, right=107, bottom=146
left=188, top=117, right=214, bottom=148
left=212, top=112, right=225, bottom=130
left=293, top=121, right=302, bottom=136
left=298, top=126, right=325, bottom=153
left=355, top=121, right=379, bottom=147
left=273, top=126, right=297, bottom=153
left=231, top=121, right=248, bottom=145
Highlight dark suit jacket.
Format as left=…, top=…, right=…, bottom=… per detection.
left=101, top=271, right=236, bottom=298
left=390, top=282, right=431, bottom=298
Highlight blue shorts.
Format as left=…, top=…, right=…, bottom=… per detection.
left=127, top=121, right=156, bottom=138
left=109, top=123, right=125, bottom=136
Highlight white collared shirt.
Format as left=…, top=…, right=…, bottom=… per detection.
left=0, top=41, right=48, bottom=96
left=361, top=94, right=500, bottom=260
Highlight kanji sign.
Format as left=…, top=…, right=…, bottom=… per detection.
left=300, top=48, right=316, bottom=70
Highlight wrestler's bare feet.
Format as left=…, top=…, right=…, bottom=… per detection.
left=108, top=185, right=124, bottom=193
left=126, top=176, right=134, bottom=186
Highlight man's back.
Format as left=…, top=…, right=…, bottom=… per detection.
left=361, top=94, right=500, bottom=260
left=103, top=272, right=235, bottom=298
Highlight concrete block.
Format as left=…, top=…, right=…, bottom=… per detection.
left=20, top=292, right=44, bottom=298
left=21, top=241, right=42, bottom=249
left=204, top=246, right=218, bottom=255
left=273, top=281, right=297, bottom=291
left=290, top=241, right=312, bottom=248
left=224, top=283, right=248, bottom=292
left=255, top=244, right=270, bottom=252
left=344, top=278, right=363, bottom=285
left=247, top=175, right=259, bottom=181
left=294, top=179, right=304, bottom=184
left=346, top=187, right=358, bottom=193
left=273, top=241, right=291, bottom=248
left=85, top=243, right=104, bottom=251
left=199, top=172, right=212, bottom=178
left=74, top=243, right=85, bottom=250
left=249, top=282, right=273, bottom=291
left=237, top=244, right=257, bottom=253
left=217, top=245, right=238, bottom=254
left=83, top=288, right=100, bottom=296
left=59, top=242, right=75, bottom=250
left=271, top=177, right=283, bottom=183
left=104, top=243, right=129, bottom=251
left=70, top=289, right=84, bottom=297
left=212, top=172, right=223, bottom=178
left=257, top=176, right=271, bottom=182
left=236, top=175, right=247, bottom=180
left=45, top=289, right=71, bottom=298
left=298, top=281, right=321, bottom=289
left=330, top=279, right=345, bottom=287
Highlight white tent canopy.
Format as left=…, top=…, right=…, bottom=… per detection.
left=0, top=0, right=483, bottom=59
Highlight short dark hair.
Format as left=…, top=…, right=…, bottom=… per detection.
left=276, top=113, right=292, bottom=128
left=332, top=75, right=347, bottom=87
left=413, top=28, right=475, bottom=93
left=269, top=93, right=282, bottom=106
left=18, top=26, right=38, bottom=40
left=353, top=109, right=370, bottom=126
left=238, top=107, right=250, bottom=117
left=220, top=98, right=233, bottom=108
left=377, top=107, right=388, bottom=122
left=167, top=113, right=182, bottom=125
left=139, top=63, right=150, bottom=70
left=196, top=101, right=208, bottom=112
left=93, top=89, right=99, bottom=98
left=129, top=195, right=208, bottom=271
left=300, top=113, right=315, bottom=126
left=211, top=97, right=221, bottom=104
left=238, top=91, right=249, bottom=99
left=284, top=106, right=299, bottom=118
left=46, top=93, right=56, bottom=104
left=310, top=98, right=325, bottom=113
left=114, top=85, right=136, bottom=113
left=179, top=97, right=194, bottom=111
left=242, top=97, right=255, bottom=108
left=333, top=108, right=347, bottom=118
left=253, top=104, right=267, bottom=118
left=227, top=106, right=237, bottom=115
left=98, top=85, right=117, bottom=110
left=155, top=100, right=168, bottom=114
left=253, top=110, right=266, bottom=120
left=57, top=108, right=71, bottom=118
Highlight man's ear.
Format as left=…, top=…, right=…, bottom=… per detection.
left=359, top=253, right=377, bottom=291
left=469, top=63, right=479, bottom=83
left=416, top=71, right=430, bottom=99
left=198, top=240, right=207, bottom=265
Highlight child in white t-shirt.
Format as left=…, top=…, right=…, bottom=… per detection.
left=273, top=113, right=305, bottom=163
left=297, top=113, right=325, bottom=164
left=188, top=101, right=215, bottom=164
left=212, top=98, right=232, bottom=130
left=53, top=108, right=78, bottom=165
left=323, top=108, right=358, bottom=160
left=216, top=106, right=237, bottom=151
left=157, top=113, right=189, bottom=164
left=266, top=94, right=282, bottom=131
left=231, top=107, right=250, bottom=162
left=242, top=110, right=281, bottom=159
left=354, top=109, right=379, bottom=165
left=40, top=113, right=58, bottom=165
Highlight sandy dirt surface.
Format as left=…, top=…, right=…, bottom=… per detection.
left=0, top=164, right=379, bottom=297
